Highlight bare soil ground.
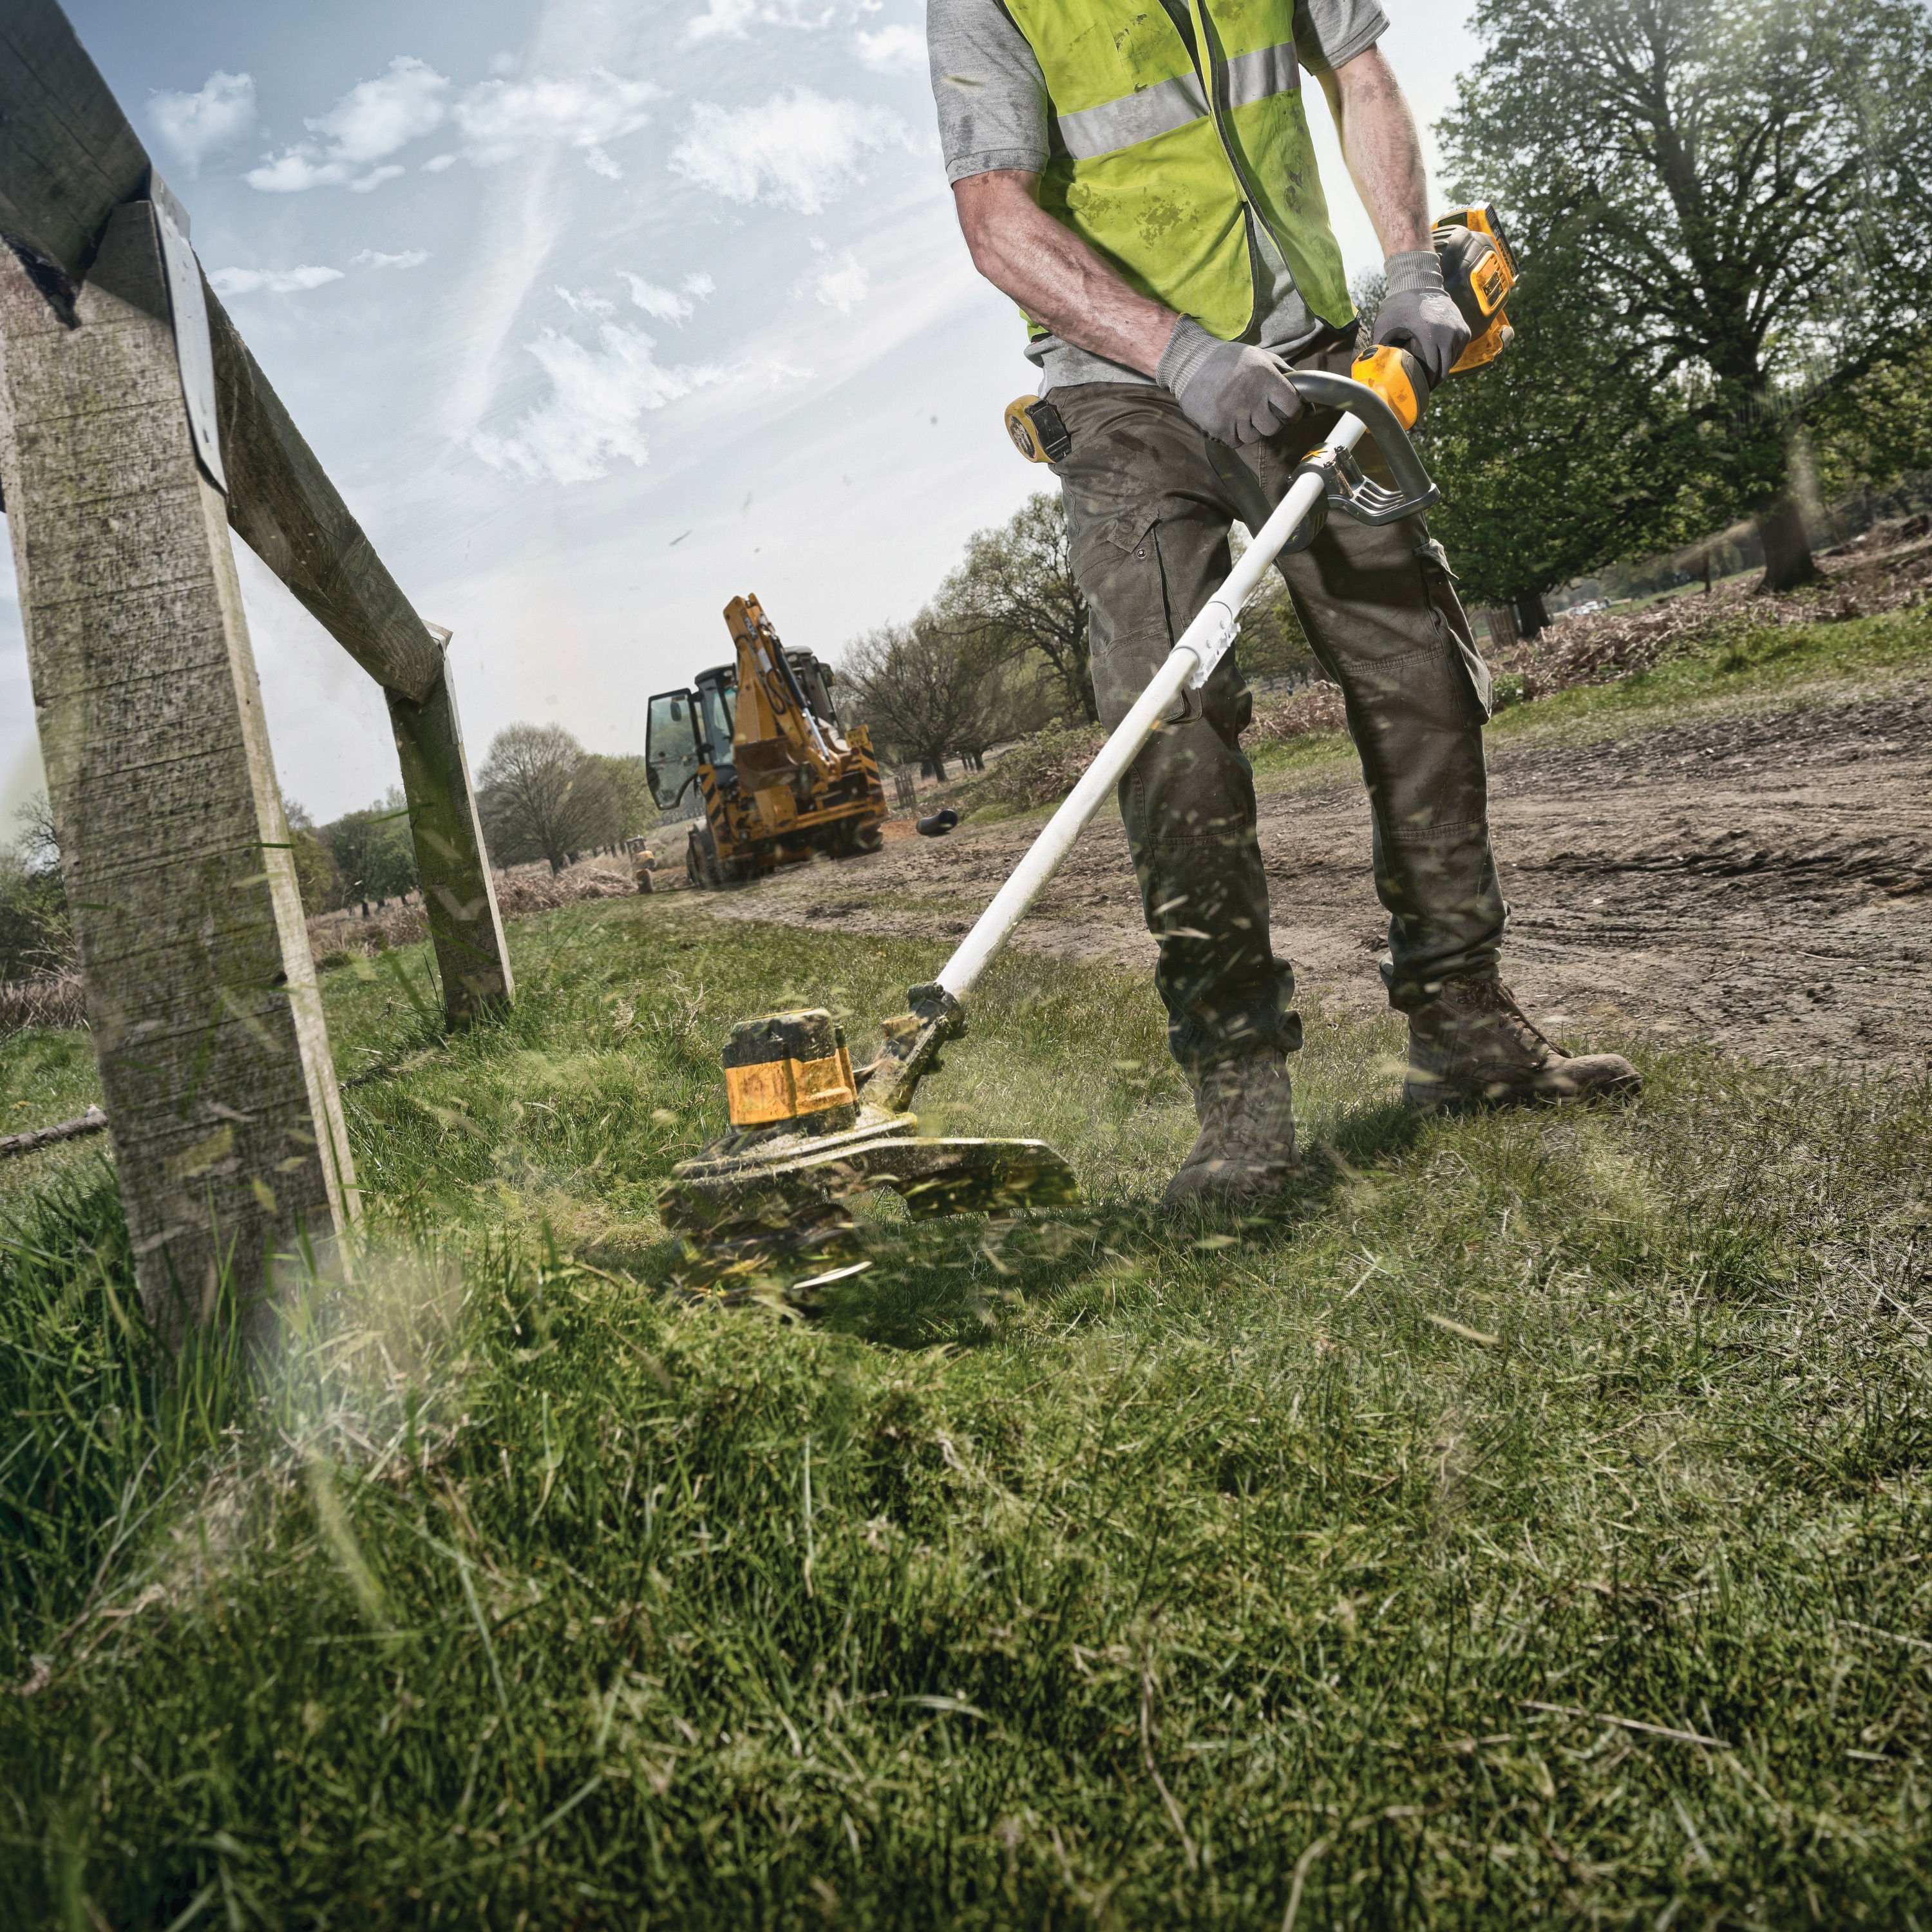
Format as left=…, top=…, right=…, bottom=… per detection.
left=707, top=677, right=1932, bottom=1070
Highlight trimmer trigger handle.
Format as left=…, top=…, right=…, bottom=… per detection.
left=1349, top=345, right=1432, bottom=431
left=1283, top=367, right=1441, bottom=525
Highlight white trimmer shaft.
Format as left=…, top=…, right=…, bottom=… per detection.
left=936, top=413, right=1368, bottom=1004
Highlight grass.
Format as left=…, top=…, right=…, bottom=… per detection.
left=0, top=597, right=1929, bottom=1926
left=1245, top=594, right=1932, bottom=792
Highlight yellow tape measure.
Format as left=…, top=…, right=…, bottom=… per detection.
left=1004, top=395, right=1072, bottom=464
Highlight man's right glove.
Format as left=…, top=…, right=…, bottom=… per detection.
left=1372, top=251, right=1471, bottom=386
left=1159, top=317, right=1305, bottom=446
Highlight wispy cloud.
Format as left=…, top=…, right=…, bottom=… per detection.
left=855, top=24, right=925, bottom=77
left=249, top=59, right=659, bottom=192
left=471, top=325, right=728, bottom=486
left=621, top=272, right=716, bottom=323
left=802, top=243, right=868, bottom=314
left=557, top=285, right=616, bottom=316
left=354, top=249, right=431, bottom=269
left=207, top=264, right=345, bottom=296
left=671, top=88, right=916, bottom=214
left=248, top=55, right=450, bottom=192
left=453, top=71, right=663, bottom=180
left=147, top=70, right=256, bottom=176
left=680, top=0, right=836, bottom=47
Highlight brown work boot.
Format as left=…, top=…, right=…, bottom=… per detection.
left=1162, top=1048, right=1300, bottom=1209
left=1404, top=975, right=1641, bottom=1109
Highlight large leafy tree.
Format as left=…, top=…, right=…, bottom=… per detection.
left=1420, top=241, right=1714, bottom=627
left=320, top=790, right=417, bottom=905
left=477, top=725, right=622, bottom=875
left=1437, top=0, right=1932, bottom=597
left=931, top=493, right=1097, bottom=724
left=591, top=753, right=658, bottom=840
left=838, top=621, right=1005, bottom=779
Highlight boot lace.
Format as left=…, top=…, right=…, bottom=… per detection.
left=1444, top=976, right=1562, bottom=1058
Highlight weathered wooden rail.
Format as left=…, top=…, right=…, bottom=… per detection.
left=0, top=0, right=513, bottom=1334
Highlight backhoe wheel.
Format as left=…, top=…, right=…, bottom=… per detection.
left=687, top=825, right=726, bottom=890
left=851, top=820, right=885, bottom=855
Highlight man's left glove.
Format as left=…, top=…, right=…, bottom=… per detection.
left=1373, top=251, right=1471, bottom=387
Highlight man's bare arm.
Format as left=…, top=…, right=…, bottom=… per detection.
left=951, top=170, right=1179, bottom=376
left=1318, top=47, right=1432, bottom=257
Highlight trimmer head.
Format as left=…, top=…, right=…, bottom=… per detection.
left=659, top=998, right=1077, bottom=1284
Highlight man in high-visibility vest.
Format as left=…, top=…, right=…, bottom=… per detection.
left=929, top=0, right=1639, bottom=1208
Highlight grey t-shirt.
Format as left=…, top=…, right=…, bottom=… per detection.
left=929, top=0, right=1387, bottom=392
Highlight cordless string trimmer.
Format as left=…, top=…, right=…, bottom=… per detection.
left=661, top=213, right=1517, bottom=1281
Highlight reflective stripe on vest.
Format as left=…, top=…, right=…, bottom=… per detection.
left=1003, top=0, right=1352, bottom=343
left=1054, top=41, right=1296, bottom=158
left=1057, top=71, right=1209, bottom=160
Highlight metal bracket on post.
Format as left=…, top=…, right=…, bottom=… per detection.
left=146, top=171, right=227, bottom=495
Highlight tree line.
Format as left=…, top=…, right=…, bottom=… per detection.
left=286, top=726, right=659, bottom=914
left=837, top=495, right=1321, bottom=779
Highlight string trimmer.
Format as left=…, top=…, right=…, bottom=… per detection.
left=661, top=354, right=1450, bottom=1283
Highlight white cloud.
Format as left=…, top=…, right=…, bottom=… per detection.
left=452, top=70, right=663, bottom=178
left=207, top=264, right=345, bottom=296
left=558, top=285, right=617, bottom=316
left=314, top=55, right=450, bottom=161
left=623, top=275, right=692, bottom=321
left=147, top=71, right=256, bottom=176
left=471, top=325, right=726, bottom=486
left=683, top=272, right=717, bottom=298
left=671, top=89, right=916, bottom=214
left=856, top=24, right=925, bottom=77
left=680, top=1, right=835, bottom=47
left=804, top=246, right=868, bottom=314
left=247, top=56, right=450, bottom=192
left=354, top=249, right=431, bottom=269
left=247, top=58, right=660, bottom=193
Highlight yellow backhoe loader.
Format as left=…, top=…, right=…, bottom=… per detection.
left=646, top=594, right=889, bottom=889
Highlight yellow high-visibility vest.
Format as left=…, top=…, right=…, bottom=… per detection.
left=1002, top=0, right=1354, bottom=343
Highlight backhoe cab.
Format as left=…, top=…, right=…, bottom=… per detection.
left=646, top=593, right=888, bottom=888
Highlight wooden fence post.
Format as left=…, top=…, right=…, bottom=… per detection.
left=388, top=642, right=514, bottom=1025
left=0, top=202, right=354, bottom=1333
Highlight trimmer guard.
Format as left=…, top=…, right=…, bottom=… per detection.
left=660, top=1104, right=1078, bottom=1282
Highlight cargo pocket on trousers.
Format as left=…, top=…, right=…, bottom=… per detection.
left=1416, top=535, right=1492, bottom=724
left=1076, top=512, right=1191, bottom=730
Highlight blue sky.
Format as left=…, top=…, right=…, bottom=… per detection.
left=0, top=0, right=1481, bottom=824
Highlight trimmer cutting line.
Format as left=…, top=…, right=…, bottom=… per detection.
left=660, top=356, right=1453, bottom=1282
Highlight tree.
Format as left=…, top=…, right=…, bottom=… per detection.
left=0, top=792, right=71, bottom=981
left=321, top=790, right=418, bottom=904
left=1810, top=330, right=1932, bottom=507
left=932, top=493, right=1096, bottom=724
left=477, top=723, right=622, bottom=873
left=1419, top=247, right=1715, bottom=627
left=838, top=621, right=1005, bottom=779
left=1439, top=0, right=1932, bottom=592
left=592, top=753, right=657, bottom=840
left=282, top=799, right=343, bottom=914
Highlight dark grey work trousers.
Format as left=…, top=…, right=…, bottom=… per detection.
left=1049, top=351, right=1508, bottom=1077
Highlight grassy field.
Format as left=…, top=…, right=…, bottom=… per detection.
left=1, top=603, right=1930, bottom=1927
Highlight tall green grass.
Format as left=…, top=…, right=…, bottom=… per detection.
left=2, top=885, right=1929, bottom=1926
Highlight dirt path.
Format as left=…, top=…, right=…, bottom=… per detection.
left=705, top=680, right=1932, bottom=1069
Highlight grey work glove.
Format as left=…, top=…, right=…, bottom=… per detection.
left=1373, top=250, right=1472, bottom=386
left=1158, top=317, right=1305, bottom=446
